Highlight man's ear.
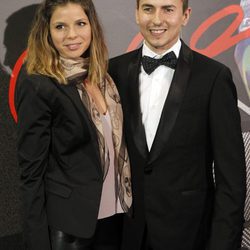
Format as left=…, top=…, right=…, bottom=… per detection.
left=135, top=9, right=139, bottom=25
left=182, top=7, right=191, bottom=27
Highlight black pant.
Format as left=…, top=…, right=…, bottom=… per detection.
left=49, top=214, right=123, bottom=250
left=140, top=225, right=153, bottom=250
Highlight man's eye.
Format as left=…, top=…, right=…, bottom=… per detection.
left=164, top=8, right=174, bottom=13
left=143, top=7, right=152, bottom=13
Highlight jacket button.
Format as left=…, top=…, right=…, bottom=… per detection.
left=144, top=167, right=152, bottom=174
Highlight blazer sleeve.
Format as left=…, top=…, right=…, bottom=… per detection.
left=207, top=66, right=246, bottom=250
left=17, top=76, right=52, bottom=250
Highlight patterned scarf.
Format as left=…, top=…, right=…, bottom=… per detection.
left=60, top=57, right=132, bottom=212
left=60, top=57, right=89, bottom=82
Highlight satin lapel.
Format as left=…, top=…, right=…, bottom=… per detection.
left=52, top=80, right=102, bottom=175
left=148, top=42, right=193, bottom=165
left=127, top=48, right=149, bottom=159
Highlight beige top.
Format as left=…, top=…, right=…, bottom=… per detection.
left=77, top=87, right=125, bottom=219
left=97, top=112, right=124, bottom=219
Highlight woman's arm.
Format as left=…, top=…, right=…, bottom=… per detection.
left=17, top=75, right=52, bottom=250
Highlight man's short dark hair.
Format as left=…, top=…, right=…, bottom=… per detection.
left=136, top=0, right=189, bottom=12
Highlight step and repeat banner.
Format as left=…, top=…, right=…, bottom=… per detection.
left=0, top=0, right=249, bottom=247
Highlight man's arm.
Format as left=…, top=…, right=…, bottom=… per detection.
left=207, top=66, right=246, bottom=250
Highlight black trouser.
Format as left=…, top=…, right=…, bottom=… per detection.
left=140, top=225, right=153, bottom=250
left=49, top=214, right=123, bottom=250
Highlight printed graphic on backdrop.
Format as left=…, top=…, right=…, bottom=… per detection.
left=0, top=3, right=39, bottom=237
left=126, top=0, right=250, bottom=132
left=183, top=0, right=250, bottom=131
left=2, top=0, right=250, bottom=131
left=235, top=0, right=250, bottom=107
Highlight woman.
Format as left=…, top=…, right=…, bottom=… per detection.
left=17, top=0, right=132, bottom=249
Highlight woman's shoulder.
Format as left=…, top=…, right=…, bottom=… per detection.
left=22, top=72, right=53, bottom=84
left=18, top=70, right=58, bottom=91
left=17, top=70, right=60, bottom=103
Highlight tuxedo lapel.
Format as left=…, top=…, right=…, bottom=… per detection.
left=53, top=81, right=102, bottom=175
left=148, top=42, right=193, bottom=165
left=127, top=48, right=149, bottom=160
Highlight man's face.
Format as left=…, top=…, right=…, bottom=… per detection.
left=136, top=0, right=191, bottom=54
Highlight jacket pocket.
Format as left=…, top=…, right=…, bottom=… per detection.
left=45, top=179, right=72, bottom=198
left=181, top=189, right=206, bottom=196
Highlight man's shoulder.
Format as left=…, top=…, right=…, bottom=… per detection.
left=181, top=41, right=228, bottom=71
left=191, top=48, right=228, bottom=71
left=110, top=48, right=141, bottom=64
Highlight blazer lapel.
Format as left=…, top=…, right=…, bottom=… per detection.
left=148, top=42, right=193, bottom=165
left=53, top=80, right=103, bottom=175
left=127, top=48, right=149, bottom=160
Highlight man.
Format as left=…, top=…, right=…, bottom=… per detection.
left=109, top=0, right=246, bottom=249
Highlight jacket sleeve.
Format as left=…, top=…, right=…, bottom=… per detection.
left=17, top=76, right=52, bottom=250
left=207, top=66, right=246, bottom=250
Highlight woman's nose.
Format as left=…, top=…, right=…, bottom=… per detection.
left=67, top=27, right=77, bottom=38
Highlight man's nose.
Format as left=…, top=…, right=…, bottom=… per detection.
left=152, top=10, right=163, bottom=25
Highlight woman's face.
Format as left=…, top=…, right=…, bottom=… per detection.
left=50, top=3, right=92, bottom=59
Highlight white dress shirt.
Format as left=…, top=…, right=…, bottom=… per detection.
left=139, top=39, right=181, bottom=150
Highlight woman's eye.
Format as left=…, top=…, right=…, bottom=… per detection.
left=55, top=24, right=64, bottom=30
left=78, top=22, right=86, bottom=26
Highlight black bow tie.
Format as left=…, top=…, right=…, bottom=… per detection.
left=141, top=51, right=177, bottom=75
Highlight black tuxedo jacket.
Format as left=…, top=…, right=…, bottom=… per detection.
left=109, top=42, right=246, bottom=250
left=17, top=74, right=104, bottom=250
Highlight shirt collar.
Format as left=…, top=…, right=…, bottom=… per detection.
left=142, top=39, right=181, bottom=59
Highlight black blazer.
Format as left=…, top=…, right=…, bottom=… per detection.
left=17, top=74, right=104, bottom=250
left=109, top=41, right=246, bottom=250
